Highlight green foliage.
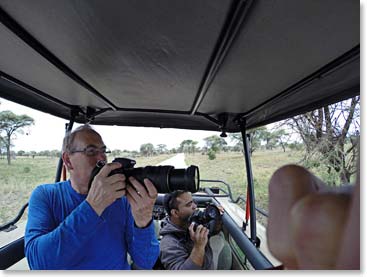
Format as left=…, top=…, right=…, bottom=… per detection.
left=203, top=135, right=227, bottom=153
left=229, top=127, right=290, bottom=154
left=286, top=97, right=360, bottom=183
left=288, top=142, right=303, bottom=151
left=203, top=135, right=227, bottom=160
left=208, top=149, right=216, bottom=160
left=302, top=152, right=345, bottom=186
left=0, top=110, right=34, bottom=164
left=156, top=144, right=168, bottom=154
left=179, top=140, right=198, bottom=154
left=17, top=150, right=26, bottom=156
left=140, top=143, right=154, bottom=156
left=111, top=149, right=122, bottom=157
left=249, top=127, right=268, bottom=153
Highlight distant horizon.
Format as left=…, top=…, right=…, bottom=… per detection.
left=0, top=97, right=233, bottom=152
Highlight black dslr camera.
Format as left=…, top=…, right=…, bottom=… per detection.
left=188, top=204, right=222, bottom=237
left=88, top=157, right=200, bottom=193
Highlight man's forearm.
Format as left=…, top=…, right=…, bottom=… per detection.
left=25, top=200, right=103, bottom=269
left=189, top=245, right=205, bottom=267
left=128, top=221, right=160, bottom=269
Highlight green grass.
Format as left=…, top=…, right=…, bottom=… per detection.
left=185, top=150, right=304, bottom=226
left=0, top=150, right=340, bottom=226
left=0, top=154, right=175, bottom=225
left=0, top=156, right=59, bottom=225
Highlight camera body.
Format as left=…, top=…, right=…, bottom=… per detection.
left=188, top=204, right=222, bottom=237
left=88, top=157, right=200, bottom=194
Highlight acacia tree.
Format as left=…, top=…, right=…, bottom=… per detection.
left=140, top=143, right=154, bottom=157
left=111, top=149, right=122, bottom=157
left=179, top=140, right=198, bottom=154
left=0, top=110, right=34, bottom=165
left=156, top=144, right=168, bottom=154
left=286, top=96, right=360, bottom=184
left=269, top=129, right=290, bottom=152
left=203, top=135, right=227, bottom=159
left=204, top=135, right=227, bottom=152
left=229, top=126, right=268, bottom=155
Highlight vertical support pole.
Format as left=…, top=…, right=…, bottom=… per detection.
left=55, top=120, right=74, bottom=182
left=239, top=119, right=257, bottom=244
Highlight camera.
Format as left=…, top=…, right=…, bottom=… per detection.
left=188, top=204, right=222, bottom=237
left=88, top=157, right=200, bottom=193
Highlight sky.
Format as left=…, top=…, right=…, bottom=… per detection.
left=0, top=97, right=232, bottom=152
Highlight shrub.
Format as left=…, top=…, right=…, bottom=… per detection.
left=208, top=149, right=216, bottom=160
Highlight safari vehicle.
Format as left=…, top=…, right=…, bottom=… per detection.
left=0, top=0, right=359, bottom=270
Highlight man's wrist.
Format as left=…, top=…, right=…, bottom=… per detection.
left=86, top=199, right=103, bottom=216
left=190, top=245, right=205, bottom=267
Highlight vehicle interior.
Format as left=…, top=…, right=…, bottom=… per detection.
left=0, top=0, right=360, bottom=270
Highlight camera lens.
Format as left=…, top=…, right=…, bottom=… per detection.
left=169, top=165, right=199, bottom=193
left=128, top=165, right=200, bottom=193
left=88, top=158, right=200, bottom=193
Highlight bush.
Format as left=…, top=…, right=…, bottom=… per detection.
left=208, top=149, right=216, bottom=160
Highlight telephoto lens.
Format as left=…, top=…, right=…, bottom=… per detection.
left=88, top=158, right=200, bottom=193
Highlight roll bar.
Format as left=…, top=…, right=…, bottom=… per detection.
left=239, top=119, right=258, bottom=245
left=55, top=119, right=75, bottom=182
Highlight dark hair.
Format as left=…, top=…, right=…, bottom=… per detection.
left=163, top=190, right=187, bottom=216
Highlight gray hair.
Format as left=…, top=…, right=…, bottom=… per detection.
left=62, top=124, right=101, bottom=153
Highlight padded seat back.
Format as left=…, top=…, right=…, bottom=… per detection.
left=209, top=231, right=232, bottom=270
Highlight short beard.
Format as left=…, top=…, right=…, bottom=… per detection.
left=180, top=214, right=191, bottom=228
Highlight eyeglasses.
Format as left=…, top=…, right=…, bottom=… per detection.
left=70, top=146, right=111, bottom=157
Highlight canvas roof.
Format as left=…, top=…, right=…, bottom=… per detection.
left=0, top=0, right=360, bottom=132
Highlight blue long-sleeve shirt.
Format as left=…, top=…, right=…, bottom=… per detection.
left=24, top=180, right=159, bottom=269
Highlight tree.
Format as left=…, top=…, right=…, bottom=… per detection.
left=50, top=149, right=61, bottom=157
left=270, top=129, right=290, bottom=152
left=0, top=137, right=4, bottom=157
left=249, top=127, right=269, bottom=153
left=179, top=140, right=198, bottom=154
left=229, top=126, right=268, bottom=154
left=286, top=97, right=360, bottom=184
left=228, top=133, right=242, bottom=152
left=17, top=150, right=26, bottom=156
left=262, top=130, right=277, bottom=150
left=39, top=150, right=51, bottom=157
left=0, top=110, right=34, bottom=165
left=111, top=149, right=122, bottom=157
left=203, top=135, right=227, bottom=159
left=156, top=144, right=168, bottom=154
left=140, top=143, right=154, bottom=157
left=29, top=150, right=37, bottom=159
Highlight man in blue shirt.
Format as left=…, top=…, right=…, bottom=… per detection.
left=25, top=125, right=159, bottom=269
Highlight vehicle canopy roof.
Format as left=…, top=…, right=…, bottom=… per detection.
left=0, top=0, right=359, bottom=132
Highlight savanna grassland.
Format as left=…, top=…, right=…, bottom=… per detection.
left=1, top=150, right=332, bottom=227
left=185, top=150, right=304, bottom=225
left=0, top=154, right=175, bottom=225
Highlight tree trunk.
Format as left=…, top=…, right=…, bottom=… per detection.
left=6, top=144, right=11, bottom=165
left=288, top=97, right=360, bottom=185
left=280, top=142, right=286, bottom=152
